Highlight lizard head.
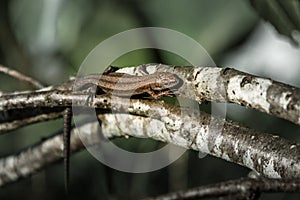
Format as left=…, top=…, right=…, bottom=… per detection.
left=153, top=72, right=181, bottom=90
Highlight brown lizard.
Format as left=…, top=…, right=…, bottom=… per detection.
left=63, top=68, right=182, bottom=194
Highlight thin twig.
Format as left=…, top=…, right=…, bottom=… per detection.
left=142, top=177, right=300, bottom=200
left=0, top=111, right=64, bottom=133
left=0, top=65, right=44, bottom=89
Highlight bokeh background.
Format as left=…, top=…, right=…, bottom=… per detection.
left=0, top=0, right=300, bottom=199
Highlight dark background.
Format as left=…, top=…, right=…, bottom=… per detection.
left=0, top=0, right=299, bottom=199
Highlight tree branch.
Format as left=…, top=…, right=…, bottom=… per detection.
left=1, top=64, right=299, bottom=125
left=0, top=64, right=299, bottom=188
left=134, top=64, right=300, bottom=126
left=0, top=110, right=64, bottom=132
left=142, top=177, right=300, bottom=200
left=0, top=65, right=44, bottom=89
left=0, top=98, right=299, bottom=186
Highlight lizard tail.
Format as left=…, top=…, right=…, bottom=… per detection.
left=63, top=107, right=72, bottom=195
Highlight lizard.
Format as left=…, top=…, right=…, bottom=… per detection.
left=63, top=66, right=182, bottom=194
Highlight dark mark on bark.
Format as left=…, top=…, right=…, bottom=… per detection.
left=222, top=67, right=231, bottom=75
left=194, top=70, right=200, bottom=81
left=240, top=76, right=253, bottom=88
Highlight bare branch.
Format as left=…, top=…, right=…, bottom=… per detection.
left=0, top=65, right=44, bottom=89
left=0, top=64, right=299, bottom=187
left=0, top=101, right=299, bottom=186
left=0, top=119, right=97, bottom=187
left=98, top=111, right=300, bottom=179
left=119, top=64, right=300, bottom=125
left=0, top=111, right=64, bottom=133
left=142, top=177, right=300, bottom=200
left=1, top=64, right=300, bottom=125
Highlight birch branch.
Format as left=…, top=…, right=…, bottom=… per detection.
left=0, top=119, right=94, bottom=187
left=0, top=96, right=299, bottom=186
left=127, top=64, right=300, bottom=126
left=0, top=64, right=299, bottom=186
left=1, top=64, right=299, bottom=125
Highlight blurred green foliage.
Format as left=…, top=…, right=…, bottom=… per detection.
left=250, top=0, right=300, bottom=45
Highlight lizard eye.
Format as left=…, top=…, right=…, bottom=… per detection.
left=151, top=73, right=180, bottom=91
left=156, top=73, right=178, bottom=88
left=155, top=82, right=163, bottom=88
